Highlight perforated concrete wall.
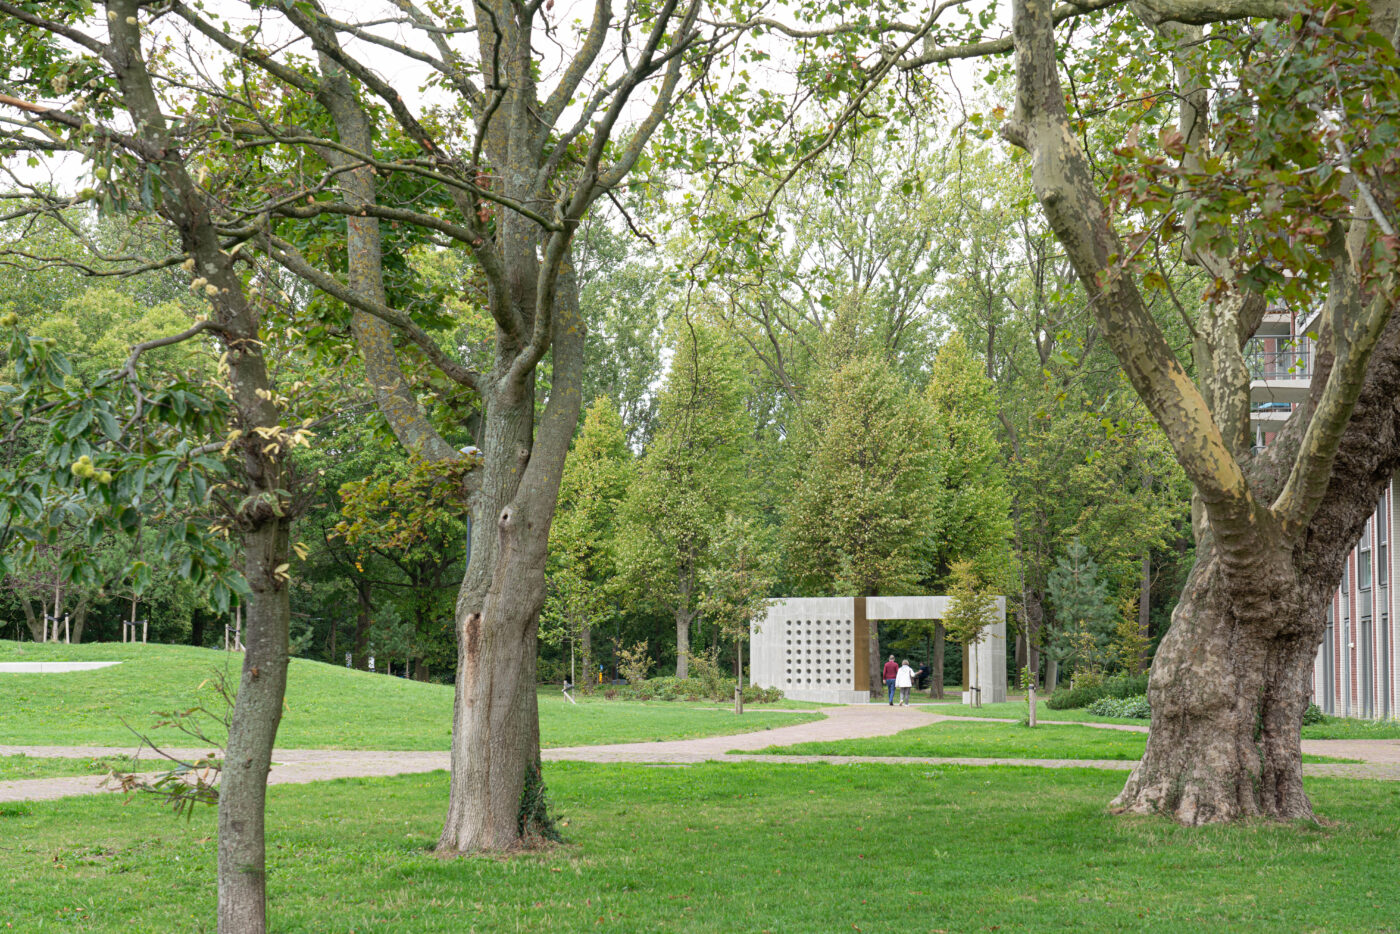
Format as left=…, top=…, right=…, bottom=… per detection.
left=750, top=598, right=868, bottom=704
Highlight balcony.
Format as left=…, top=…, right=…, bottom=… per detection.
left=1248, top=343, right=1311, bottom=401
left=1247, top=342, right=1311, bottom=431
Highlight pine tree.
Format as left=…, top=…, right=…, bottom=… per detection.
left=1046, top=540, right=1118, bottom=684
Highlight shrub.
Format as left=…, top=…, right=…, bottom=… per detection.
left=617, top=641, right=652, bottom=685
left=1302, top=703, right=1326, bottom=725
left=1086, top=694, right=1151, bottom=719
left=595, top=676, right=784, bottom=704
left=1102, top=671, right=1149, bottom=699
left=687, top=648, right=728, bottom=700
left=1045, top=671, right=1149, bottom=709
left=1045, top=684, right=1099, bottom=709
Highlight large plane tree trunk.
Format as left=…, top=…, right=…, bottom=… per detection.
left=1117, top=312, right=1400, bottom=821
left=1115, top=542, right=1315, bottom=822
left=1004, top=0, right=1400, bottom=825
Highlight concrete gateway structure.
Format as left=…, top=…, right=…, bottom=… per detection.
left=750, top=596, right=1007, bottom=705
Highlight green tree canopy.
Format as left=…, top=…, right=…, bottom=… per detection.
left=617, top=322, right=752, bottom=677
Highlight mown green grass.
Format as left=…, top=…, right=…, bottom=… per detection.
left=0, top=754, right=158, bottom=781
left=742, top=720, right=1150, bottom=759
left=0, top=641, right=818, bottom=750
left=1302, top=716, right=1400, bottom=740
left=923, top=699, right=1151, bottom=725
left=736, top=720, right=1355, bottom=763
left=926, top=699, right=1400, bottom=740
left=2, top=763, right=1398, bottom=932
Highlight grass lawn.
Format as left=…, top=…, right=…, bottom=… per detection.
left=1302, top=716, right=1400, bottom=740
left=742, top=720, right=1150, bottom=759
left=924, top=700, right=1400, bottom=740
left=2, top=763, right=1398, bottom=932
left=921, top=699, right=1152, bottom=726
left=0, top=641, right=819, bottom=750
left=0, top=754, right=158, bottom=781
left=735, top=720, right=1357, bottom=763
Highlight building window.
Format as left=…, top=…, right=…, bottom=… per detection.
left=1360, top=518, right=1373, bottom=591
left=1381, top=488, right=1390, bottom=588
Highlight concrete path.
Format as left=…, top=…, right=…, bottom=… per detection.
left=4, top=704, right=1399, bottom=803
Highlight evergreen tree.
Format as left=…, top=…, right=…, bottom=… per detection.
left=923, top=333, right=1015, bottom=695
left=1045, top=540, right=1118, bottom=685
left=617, top=323, right=751, bottom=677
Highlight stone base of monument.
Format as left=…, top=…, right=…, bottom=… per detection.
left=783, top=688, right=872, bottom=705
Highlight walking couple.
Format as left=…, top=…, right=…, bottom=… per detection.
left=883, top=655, right=915, bottom=706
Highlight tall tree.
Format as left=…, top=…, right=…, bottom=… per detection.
left=125, top=0, right=723, bottom=855
left=543, top=398, right=633, bottom=684
left=1045, top=541, right=1119, bottom=687
left=1003, top=0, right=1400, bottom=822
left=784, top=353, right=940, bottom=690
left=923, top=333, right=1014, bottom=694
left=618, top=322, right=751, bottom=678
left=0, top=3, right=302, bottom=925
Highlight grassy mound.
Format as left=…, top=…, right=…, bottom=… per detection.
left=0, top=641, right=817, bottom=750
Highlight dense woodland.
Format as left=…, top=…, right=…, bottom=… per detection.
left=0, top=137, right=1195, bottom=693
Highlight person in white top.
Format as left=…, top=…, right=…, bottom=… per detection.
left=895, top=659, right=916, bottom=706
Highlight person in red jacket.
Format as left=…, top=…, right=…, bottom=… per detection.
left=883, top=655, right=899, bottom=705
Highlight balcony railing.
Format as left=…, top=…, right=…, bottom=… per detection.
left=1245, top=342, right=1311, bottom=380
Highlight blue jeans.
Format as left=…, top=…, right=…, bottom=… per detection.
left=886, top=678, right=896, bottom=704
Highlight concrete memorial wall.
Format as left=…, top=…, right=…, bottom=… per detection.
left=750, top=596, right=1006, bottom=704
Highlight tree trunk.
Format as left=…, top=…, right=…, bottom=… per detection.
left=19, top=597, right=42, bottom=642
left=1112, top=541, right=1317, bottom=823
left=1137, top=552, right=1153, bottom=675
left=352, top=580, right=372, bottom=670
left=1023, top=587, right=1044, bottom=692
left=674, top=608, right=693, bottom=679
left=581, top=623, right=592, bottom=685
left=437, top=259, right=584, bottom=856
left=931, top=623, right=945, bottom=698
left=70, top=595, right=90, bottom=644
left=218, top=518, right=292, bottom=932
left=1045, top=657, right=1059, bottom=693
left=1014, top=629, right=1027, bottom=683
left=675, top=560, right=695, bottom=678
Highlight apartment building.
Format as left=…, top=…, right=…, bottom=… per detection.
left=1248, top=310, right=1398, bottom=719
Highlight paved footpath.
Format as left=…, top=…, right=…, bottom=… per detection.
left=3, top=704, right=1399, bottom=803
